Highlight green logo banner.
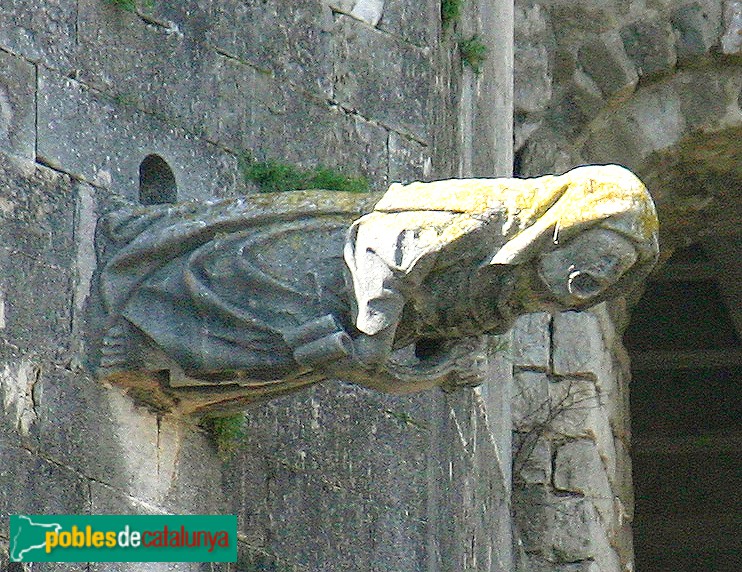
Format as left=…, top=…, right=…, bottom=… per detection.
left=10, top=514, right=237, bottom=562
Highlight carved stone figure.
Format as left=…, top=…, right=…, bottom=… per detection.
left=92, top=165, right=658, bottom=413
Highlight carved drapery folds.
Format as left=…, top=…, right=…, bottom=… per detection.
left=91, top=165, right=658, bottom=413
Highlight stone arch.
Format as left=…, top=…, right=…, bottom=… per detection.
left=519, top=61, right=741, bottom=258
left=138, top=154, right=178, bottom=205
left=580, top=64, right=741, bottom=255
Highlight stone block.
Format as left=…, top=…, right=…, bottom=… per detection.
left=676, top=69, right=730, bottom=130
left=0, top=157, right=76, bottom=357
left=620, top=19, right=677, bottom=78
left=162, top=420, right=227, bottom=515
left=611, top=437, right=634, bottom=519
left=554, top=440, right=615, bottom=524
left=247, top=382, right=431, bottom=512
left=333, top=15, right=431, bottom=141
left=517, top=126, right=580, bottom=178
left=722, top=0, right=742, bottom=54
left=250, top=74, right=390, bottom=191
left=514, top=485, right=599, bottom=563
left=0, top=360, right=42, bottom=448
left=388, top=131, right=430, bottom=185
left=368, top=506, right=427, bottom=572
left=511, top=312, right=551, bottom=369
left=511, top=371, right=549, bottom=430
left=0, top=444, right=89, bottom=539
left=514, top=4, right=554, bottom=114
left=553, top=311, right=606, bottom=378
left=0, top=49, right=35, bottom=160
left=207, top=0, right=334, bottom=99
left=377, top=1, right=434, bottom=47
left=224, top=447, right=270, bottom=548
left=77, top=2, right=236, bottom=144
left=0, top=0, right=77, bottom=70
left=267, top=466, right=373, bottom=571
left=549, top=70, right=605, bottom=137
left=513, top=436, right=552, bottom=485
left=37, top=68, right=243, bottom=201
left=577, top=32, right=638, bottom=99
left=671, top=2, right=723, bottom=61
left=546, top=0, right=620, bottom=34
left=36, top=368, right=170, bottom=504
left=546, top=378, right=600, bottom=438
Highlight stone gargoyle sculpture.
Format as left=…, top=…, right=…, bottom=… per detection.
left=92, top=164, right=658, bottom=413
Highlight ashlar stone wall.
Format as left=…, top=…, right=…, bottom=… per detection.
left=0, top=1, right=522, bottom=571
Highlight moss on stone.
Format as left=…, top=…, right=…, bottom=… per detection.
left=240, top=153, right=369, bottom=194
left=459, top=36, right=488, bottom=74
left=200, top=413, right=246, bottom=459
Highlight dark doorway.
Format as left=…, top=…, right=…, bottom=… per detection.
left=625, top=241, right=742, bottom=571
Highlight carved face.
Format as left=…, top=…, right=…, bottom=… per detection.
left=537, top=228, right=639, bottom=306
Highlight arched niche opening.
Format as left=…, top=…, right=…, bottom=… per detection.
left=625, top=240, right=741, bottom=571
left=139, top=154, right=177, bottom=205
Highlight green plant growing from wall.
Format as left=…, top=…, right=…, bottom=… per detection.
left=240, top=154, right=369, bottom=194
left=459, top=35, right=488, bottom=73
left=104, top=0, right=154, bottom=13
left=105, top=0, right=137, bottom=11
left=200, top=413, right=246, bottom=459
left=441, top=0, right=463, bottom=29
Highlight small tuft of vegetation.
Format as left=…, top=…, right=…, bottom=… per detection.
left=105, top=0, right=154, bottom=13
left=459, top=35, right=488, bottom=74
left=106, top=0, right=137, bottom=12
left=240, top=154, right=369, bottom=194
left=200, top=414, right=246, bottom=459
left=441, top=0, right=463, bottom=30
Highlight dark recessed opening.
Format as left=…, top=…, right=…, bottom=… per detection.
left=628, top=242, right=741, bottom=572
left=139, top=154, right=177, bottom=205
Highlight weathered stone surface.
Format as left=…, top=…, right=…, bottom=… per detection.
left=676, top=69, right=730, bottom=130
left=514, top=436, right=552, bottom=485
left=0, top=361, right=41, bottom=447
left=515, top=4, right=554, bottom=114
left=554, top=440, right=614, bottom=523
left=333, top=15, right=431, bottom=141
left=0, top=0, right=77, bottom=70
left=208, top=0, right=334, bottom=99
left=722, top=0, right=742, bottom=54
left=377, top=0, right=433, bottom=47
left=0, top=49, right=35, bottom=160
left=267, top=465, right=375, bottom=571
left=620, top=19, right=677, bottom=78
left=511, top=312, right=551, bottom=369
left=515, top=485, right=602, bottom=563
left=546, top=0, right=620, bottom=34
left=512, top=371, right=549, bottom=430
left=546, top=378, right=600, bottom=438
left=248, top=383, right=431, bottom=510
left=548, top=69, right=605, bottom=137
left=388, top=131, right=430, bottom=184
left=0, top=444, right=89, bottom=539
left=250, top=74, right=390, bottom=191
left=37, top=68, right=243, bottom=200
left=0, top=157, right=75, bottom=357
left=517, top=126, right=581, bottom=177
left=578, top=32, right=638, bottom=99
left=36, top=369, right=163, bottom=500
left=671, top=2, right=723, bottom=61
left=553, top=311, right=605, bottom=377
